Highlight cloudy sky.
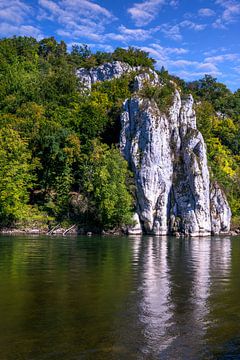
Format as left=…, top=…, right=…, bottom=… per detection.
left=0, top=0, right=240, bottom=90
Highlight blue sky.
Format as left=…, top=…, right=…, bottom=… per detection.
left=0, top=0, right=240, bottom=90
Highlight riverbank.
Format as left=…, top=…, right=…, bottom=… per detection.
left=1, top=226, right=240, bottom=237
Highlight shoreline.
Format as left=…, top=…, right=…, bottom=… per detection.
left=1, top=227, right=240, bottom=237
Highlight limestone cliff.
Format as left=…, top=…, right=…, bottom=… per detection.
left=77, top=62, right=232, bottom=236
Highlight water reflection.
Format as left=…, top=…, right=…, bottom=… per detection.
left=139, top=237, right=172, bottom=356
left=132, top=236, right=235, bottom=359
left=0, top=235, right=239, bottom=359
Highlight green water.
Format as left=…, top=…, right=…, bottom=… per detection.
left=0, top=235, right=240, bottom=359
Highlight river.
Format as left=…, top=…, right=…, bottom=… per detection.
left=0, top=235, right=240, bottom=359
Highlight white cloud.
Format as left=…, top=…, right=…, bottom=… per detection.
left=128, top=0, right=165, bottom=26
left=60, top=0, right=114, bottom=19
left=127, top=0, right=178, bottom=27
left=180, top=20, right=207, bottom=31
left=0, top=0, right=31, bottom=23
left=198, top=8, right=216, bottom=17
left=151, top=43, right=188, bottom=55
left=157, top=20, right=206, bottom=41
left=167, top=59, right=219, bottom=73
left=174, top=70, right=221, bottom=80
left=0, top=22, right=43, bottom=39
left=39, top=0, right=115, bottom=20
left=166, top=59, right=221, bottom=78
left=204, top=53, right=239, bottom=63
left=234, top=66, right=240, bottom=74
left=158, top=24, right=182, bottom=41
left=170, top=0, right=179, bottom=8
left=217, top=0, right=240, bottom=21
left=212, top=18, right=227, bottom=29
left=214, top=0, right=240, bottom=28
left=104, top=33, right=126, bottom=42
left=39, top=0, right=117, bottom=41
left=117, top=25, right=152, bottom=41
left=57, top=27, right=103, bottom=41
left=198, top=62, right=220, bottom=72
left=71, top=25, right=154, bottom=43
left=203, top=47, right=227, bottom=56
left=0, top=0, right=44, bottom=39
left=128, top=43, right=189, bottom=67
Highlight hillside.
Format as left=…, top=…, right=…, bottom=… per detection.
left=0, top=36, right=239, bottom=233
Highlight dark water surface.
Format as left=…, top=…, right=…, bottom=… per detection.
left=0, top=235, right=240, bottom=359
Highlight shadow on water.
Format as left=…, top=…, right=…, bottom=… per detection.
left=0, top=235, right=240, bottom=359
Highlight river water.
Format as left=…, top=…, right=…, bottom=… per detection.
left=0, top=235, right=240, bottom=359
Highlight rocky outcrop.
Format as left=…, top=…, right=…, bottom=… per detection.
left=120, top=79, right=231, bottom=236
left=76, top=60, right=160, bottom=91
left=77, top=61, right=232, bottom=236
left=127, top=213, right=143, bottom=235
left=76, top=61, right=136, bottom=90
left=133, top=69, right=160, bottom=91
left=210, top=182, right=231, bottom=234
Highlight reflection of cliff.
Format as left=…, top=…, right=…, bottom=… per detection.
left=192, top=238, right=211, bottom=318
left=136, top=236, right=232, bottom=359
left=138, top=237, right=199, bottom=359
left=139, top=237, right=172, bottom=355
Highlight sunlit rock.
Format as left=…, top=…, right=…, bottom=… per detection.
left=120, top=83, right=231, bottom=236
left=210, top=181, right=232, bottom=234
left=127, top=213, right=142, bottom=235
left=76, top=61, right=135, bottom=90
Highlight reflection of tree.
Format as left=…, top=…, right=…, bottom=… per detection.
left=204, top=237, right=239, bottom=359
left=0, top=236, right=137, bottom=359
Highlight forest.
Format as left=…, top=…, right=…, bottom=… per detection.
left=0, top=36, right=239, bottom=231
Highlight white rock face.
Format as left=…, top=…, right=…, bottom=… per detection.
left=76, top=61, right=136, bottom=90
left=76, top=61, right=161, bottom=91
left=120, top=90, right=231, bottom=236
left=210, top=182, right=232, bottom=234
left=133, top=69, right=160, bottom=91
left=127, top=213, right=142, bottom=235
left=120, top=97, right=173, bottom=235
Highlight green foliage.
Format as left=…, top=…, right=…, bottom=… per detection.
left=82, top=141, right=134, bottom=229
left=188, top=75, right=231, bottom=109
left=196, top=100, right=240, bottom=218
left=91, top=74, right=133, bottom=144
left=112, top=47, right=156, bottom=68
left=207, top=138, right=240, bottom=216
left=0, top=36, right=140, bottom=229
left=0, top=127, right=35, bottom=225
left=195, top=101, right=216, bottom=139
left=69, top=44, right=113, bottom=69
left=139, top=81, right=175, bottom=113
left=69, top=44, right=155, bottom=69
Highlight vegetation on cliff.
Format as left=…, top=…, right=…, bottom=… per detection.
left=0, top=36, right=239, bottom=230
